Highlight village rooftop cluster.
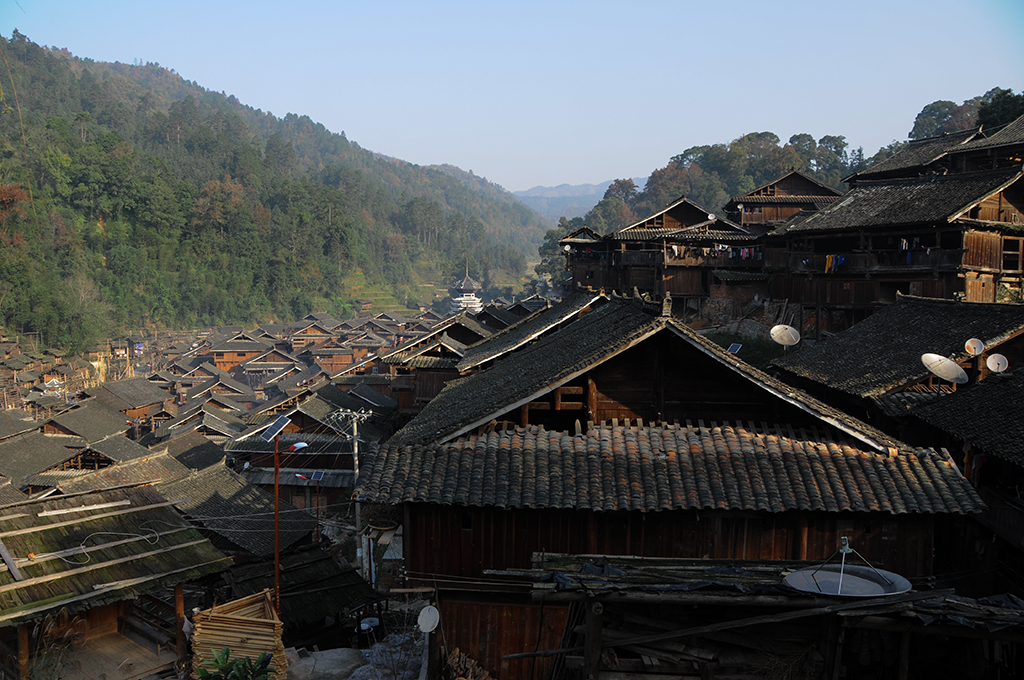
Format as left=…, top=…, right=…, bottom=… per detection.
left=2, top=117, right=1024, bottom=679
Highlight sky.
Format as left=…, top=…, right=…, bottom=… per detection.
left=3, top=0, right=1023, bottom=192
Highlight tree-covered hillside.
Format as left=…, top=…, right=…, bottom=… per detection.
left=0, top=31, right=546, bottom=350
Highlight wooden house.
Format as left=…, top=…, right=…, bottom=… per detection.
left=356, top=293, right=983, bottom=680
left=209, top=335, right=271, bottom=374
left=288, top=321, right=337, bottom=353
left=723, top=170, right=843, bottom=232
left=562, top=197, right=764, bottom=306
left=0, top=485, right=229, bottom=680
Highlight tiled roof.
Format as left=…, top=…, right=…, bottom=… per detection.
left=458, top=290, right=606, bottom=372
left=357, top=422, right=982, bottom=515
left=90, top=434, right=153, bottom=462
left=872, top=388, right=950, bottom=417
left=911, top=370, right=1024, bottom=467
left=850, top=129, right=979, bottom=180
left=350, top=383, right=398, bottom=409
left=958, top=114, right=1024, bottom=152
left=56, top=451, right=192, bottom=493
left=733, top=195, right=843, bottom=205
left=390, top=294, right=905, bottom=452
left=0, top=477, right=25, bottom=505
left=787, top=168, right=1022, bottom=233
left=225, top=431, right=355, bottom=455
left=0, top=485, right=229, bottom=627
left=773, top=295, right=1024, bottom=397
left=160, top=429, right=227, bottom=470
left=0, top=411, right=36, bottom=440
left=88, top=377, right=170, bottom=409
left=159, top=465, right=317, bottom=557
left=0, top=432, right=78, bottom=486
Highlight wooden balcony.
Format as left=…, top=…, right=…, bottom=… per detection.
left=764, top=248, right=964, bottom=273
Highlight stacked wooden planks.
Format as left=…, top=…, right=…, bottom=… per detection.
left=191, top=589, right=288, bottom=678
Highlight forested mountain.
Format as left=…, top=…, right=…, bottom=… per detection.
left=0, top=31, right=546, bottom=350
left=514, top=178, right=647, bottom=221
left=535, top=87, right=1024, bottom=278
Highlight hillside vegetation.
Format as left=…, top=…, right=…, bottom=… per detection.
left=0, top=31, right=546, bottom=350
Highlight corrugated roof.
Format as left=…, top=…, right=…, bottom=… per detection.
left=772, top=295, right=1024, bottom=397
left=357, top=422, right=981, bottom=515
left=0, top=486, right=229, bottom=626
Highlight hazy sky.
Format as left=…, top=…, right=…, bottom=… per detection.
left=3, top=0, right=1023, bottom=192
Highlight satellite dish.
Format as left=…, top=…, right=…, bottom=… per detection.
left=987, top=353, right=1009, bottom=373
left=965, top=338, right=985, bottom=357
left=707, top=213, right=715, bottom=220
left=921, top=353, right=968, bottom=384
left=784, top=564, right=912, bottom=597
left=770, top=324, right=801, bottom=347
left=563, top=245, right=571, bottom=252
left=417, top=605, right=440, bottom=633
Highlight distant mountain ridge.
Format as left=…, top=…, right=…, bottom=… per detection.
left=514, top=177, right=646, bottom=221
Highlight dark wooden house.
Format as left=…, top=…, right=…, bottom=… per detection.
left=356, top=293, right=983, bottom=680
left=723, top=170, right=843, bottom=233
left=562, top=197, right=765, bottom=306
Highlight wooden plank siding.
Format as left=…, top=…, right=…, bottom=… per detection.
left=404, top=504, right=937, bottom=581
left=963, top=230, right=1004, bottom=270
left=436, top=595, right=567, bottom=680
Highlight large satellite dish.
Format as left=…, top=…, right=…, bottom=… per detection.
left=921, top=353, right=968, bottom=384
left=784, top=564, right=912, bottom=597
left=418, top=605, right=440, bottom=633
left=987, top=353, right=1009, bottom=373
left=770, top=324, right=801, bottom=346
left=965, top=338, right=985, bottom=356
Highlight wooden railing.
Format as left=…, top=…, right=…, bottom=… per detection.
left=763, top=248, right=964, bottom=272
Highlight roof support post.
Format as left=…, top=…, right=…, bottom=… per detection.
left=175, top=582, right=186, bottom=658
left=584, top=601, right=603, bottom=680
left=18, top=623, right=28, bottom=679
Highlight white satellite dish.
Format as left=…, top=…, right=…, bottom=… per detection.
left=417, top=605, right=440, bottom=633
left=965, top=338, right=985, bottom=357
left=770, top=324, right=801, bottom=347
left=987, top=353, right=1009, bottom=373
left=707, top=213, right=716, bottom=220
left=921, top=353, right=968, bottom=384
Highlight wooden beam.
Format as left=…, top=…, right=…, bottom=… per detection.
left=0, top=539, right=212, bottom=595
left=504, top=590, right=953, bottom=660
left=0, top=500, right=184, bottom=539
left=18, top=624, right=28, bottom=679
left=0, top=538, right=23, bottom=581
left=175, top=582, right=186, bottom=658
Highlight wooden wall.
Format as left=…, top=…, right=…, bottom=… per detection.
left=963, top=230, right=1003, bottom=270
left=404, top=504, right=939, bottom=582
left=434, top=595, right=567, bottom=680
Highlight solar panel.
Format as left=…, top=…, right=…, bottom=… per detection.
left=311, top=470, right=325, bottom=482
left=259, top=415, right=292, bottom=442
left=727, top=343, right=742, bottom=354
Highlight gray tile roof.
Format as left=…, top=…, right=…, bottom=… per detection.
left=389, top=294, right=906, bottom=452
left=959, top=114, right=1024, bottom=152
left=772, top=295, right=1024, bottom=397
left=48, top=402, right=129, bottom=444
left=357, top=421, right=982, bottom=515
left=160, top=429, right=227, bottom=470
left=88, top=377, right=170, bottom=409
left=850, top=129, right=979, bottom=180
left=0, top=411, right=36, bottom=440
left=90, top=434, right=153, bottom=462
left=458, top=290, right=606, bottom=372
left=0, top=476, right=26, bottom=505
left=911, top=370, right=1024, bottom=467
left=786, top=167, right=1022, bottom=233
left=56, top=451, right=192, bottom=493
left=159, top=465, right=317, bottom=557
